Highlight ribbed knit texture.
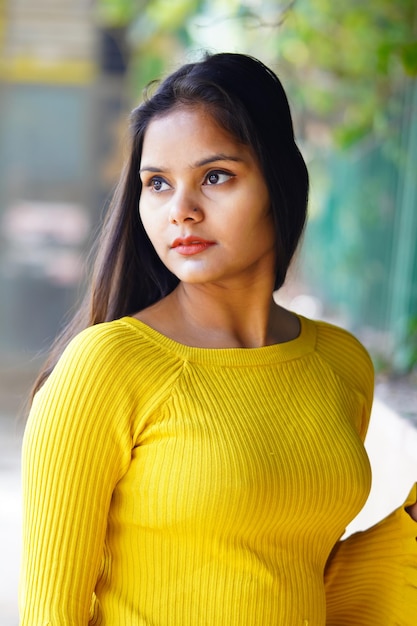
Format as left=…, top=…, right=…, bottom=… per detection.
left=19, top=315, right=417, bottom=625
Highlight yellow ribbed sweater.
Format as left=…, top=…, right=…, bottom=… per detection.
left=20, top=315, right=417, bottom=625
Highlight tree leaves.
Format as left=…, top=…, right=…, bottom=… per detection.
left=401, top=42, right=417, bottom=76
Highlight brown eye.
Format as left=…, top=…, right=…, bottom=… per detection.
left=208, top=173, right=220, bottom=184
left=149, top=177, right=170, bottom=192
left=204, top=171, right=233, bottom=186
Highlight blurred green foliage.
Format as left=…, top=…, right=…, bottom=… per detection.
left=96, top=0, right=417, bottom=149
left=277, top=0, right=417, bottom=147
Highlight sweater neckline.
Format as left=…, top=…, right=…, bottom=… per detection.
left=120, top=315, right=316, bottom=366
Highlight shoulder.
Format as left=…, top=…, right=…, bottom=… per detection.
left=58, top=317, right=162, bottom=371
left=36, top=320, right=137, bottom=401
left=306, top=317, right=374, bottom=401
left=31, top=319, right=174, bottom=434
left=27, top=321, right=140, bottom=478
left=37, top=319, right=154, bottom=402
left=313, top=318, right=373, bottom=366
left=42, top=317, right=183, bottom=404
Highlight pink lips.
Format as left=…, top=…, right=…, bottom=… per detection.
left=171, top=236, right=215, bottom=256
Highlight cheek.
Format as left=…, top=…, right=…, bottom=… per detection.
left=139, top=199, right=153, bottom=235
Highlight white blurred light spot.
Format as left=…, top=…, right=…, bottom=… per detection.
left=289, top=294, right=323, bottom=318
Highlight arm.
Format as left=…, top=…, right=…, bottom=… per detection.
left=324, top=484, right=417, bottom=626
left=19, top=327, right=133, bottom=625
left=316, top=323, right=417, bottom=623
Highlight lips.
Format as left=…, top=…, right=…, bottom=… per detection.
left=171, top=236, right=215, bottom=256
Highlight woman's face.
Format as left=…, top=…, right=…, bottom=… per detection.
left=139, top=105, right=276, bottom=289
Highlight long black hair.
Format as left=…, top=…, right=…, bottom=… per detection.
left=31, top=52, right=309, bottom=396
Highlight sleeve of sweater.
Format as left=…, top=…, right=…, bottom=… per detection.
left=316, top=321, right=417, bottom=624
left=19, top=324, right=134, bottom=625
left=324, top=484, right=417, bottom=625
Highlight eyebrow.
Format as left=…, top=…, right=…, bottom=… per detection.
left=139, top=153, right=244, bottom=173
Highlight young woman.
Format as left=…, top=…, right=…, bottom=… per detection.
left=19, top=52, right=416, bottom=625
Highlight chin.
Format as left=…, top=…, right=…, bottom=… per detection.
left=168, top=264, right=221, bottom=285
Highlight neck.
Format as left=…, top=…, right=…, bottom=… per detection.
left=165, top=280, right=294, bottom=348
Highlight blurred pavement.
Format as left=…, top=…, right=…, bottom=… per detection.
left=1, top=397, right=416, bottom=625
left=0, top=411, right=23, bottom=626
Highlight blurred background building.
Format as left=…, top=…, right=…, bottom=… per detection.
left=0, top=1, right=93, bottom=387
left=0, top=0, right=126, bottom=364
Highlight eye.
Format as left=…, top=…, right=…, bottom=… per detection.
left=204, top=170, right=233, bottom=186
left=147, top=176, right=170, bottom=192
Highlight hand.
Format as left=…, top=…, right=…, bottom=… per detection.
left=406, top=500, right=417, bottom=521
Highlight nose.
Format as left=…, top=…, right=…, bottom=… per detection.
left=169, top=190, right=203, bottom=225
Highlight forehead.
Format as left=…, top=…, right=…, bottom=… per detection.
left=141, top=105, right=251, bottom=165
